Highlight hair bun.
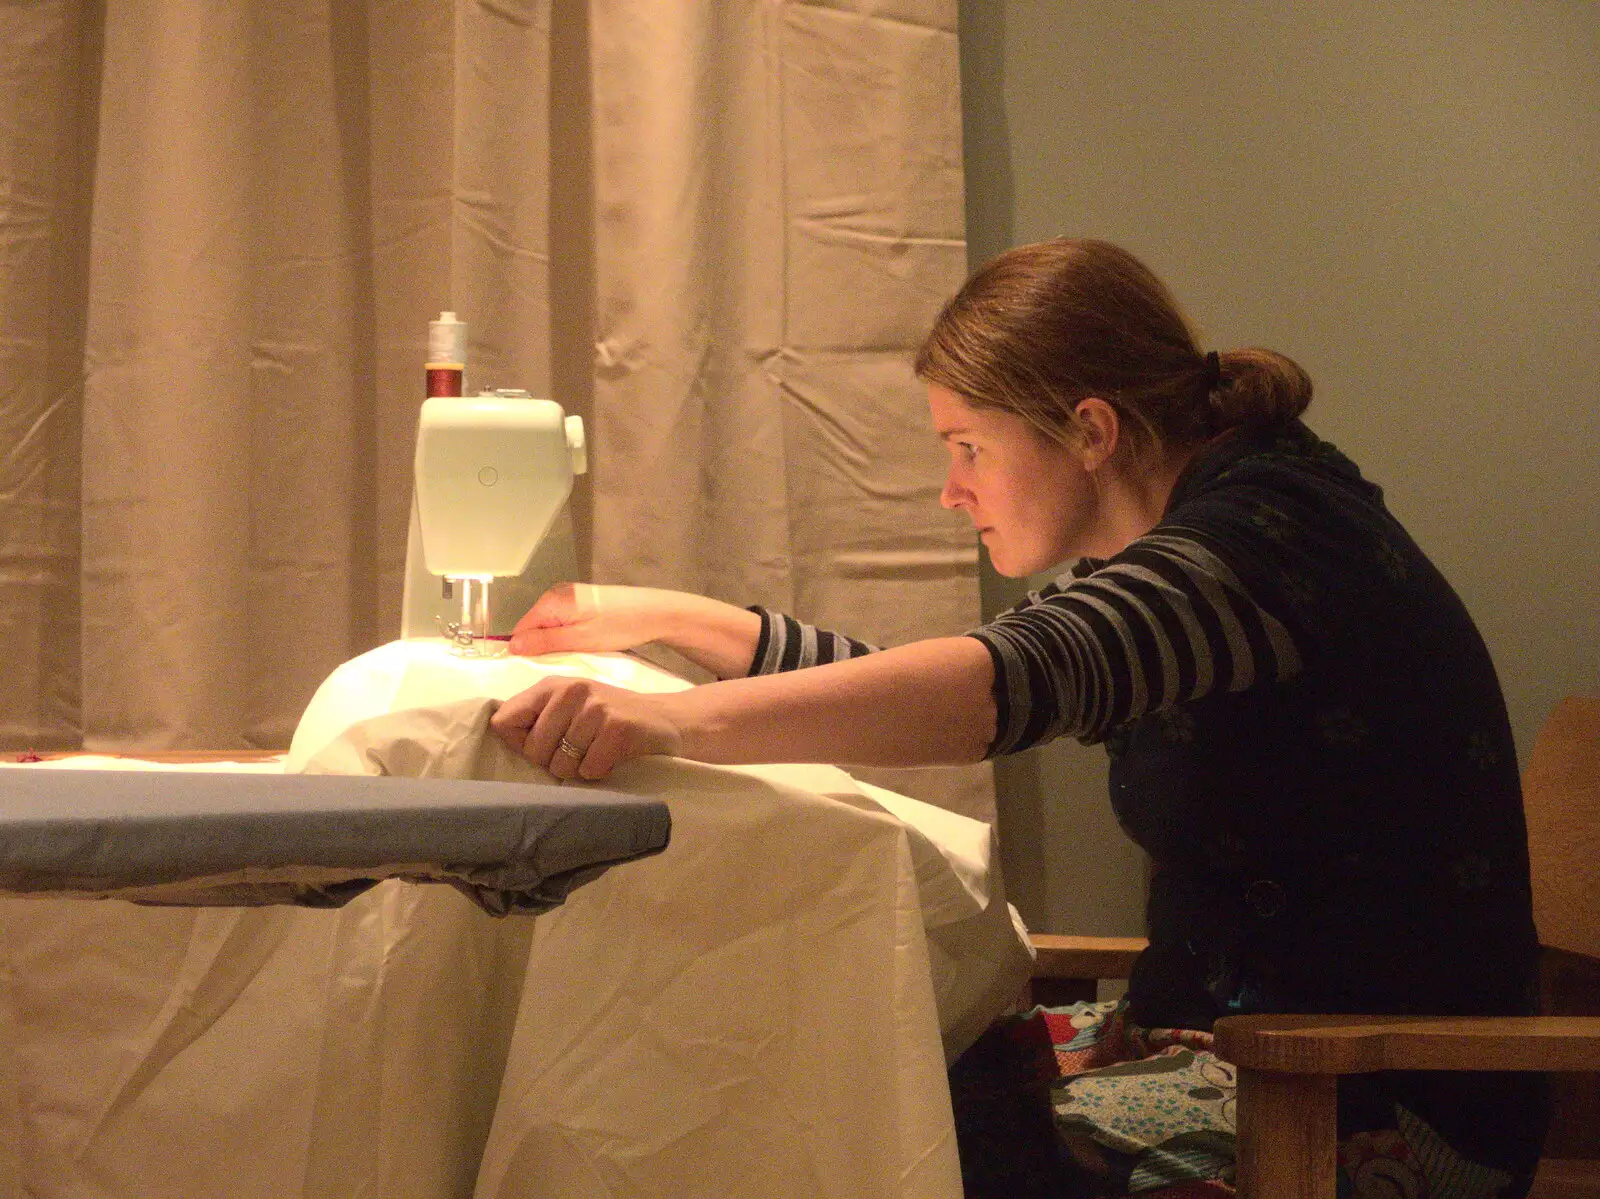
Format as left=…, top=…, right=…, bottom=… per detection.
left=1208, top=348, right=1312, bottom=431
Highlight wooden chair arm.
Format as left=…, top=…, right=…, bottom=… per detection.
left=1029, top=934, right=1147, bottom=981
left=1216, top=1013, right=1600, bottom=1199
left=1214, top=1013, right=1600, bottom=1075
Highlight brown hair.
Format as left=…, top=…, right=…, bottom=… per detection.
left=914, top=238, right=1312, bottom=456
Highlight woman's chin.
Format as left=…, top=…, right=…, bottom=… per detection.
left=984, top=546, right=1026, bottom=578
left=988, top=545, right=1065, bottom=579
left=982, top=532, right=1049, bottom=578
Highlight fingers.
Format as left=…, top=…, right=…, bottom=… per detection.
left=572, top=720, right=630, bottom=781
left=530, top=686, right=598, bottom=781
left=515, top=582, right=579, bottom=628
left=509, top=583, right=582, bottom=656
left=489, top=682, right=554, bottom=756
left=508, top=583, right=622, bottom=657
left=509, top=624, right=583, bottom=656
left=489, top=677, right=643, bottom=781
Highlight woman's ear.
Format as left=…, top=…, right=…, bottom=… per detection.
left=1073, top=398, right=1120, bottom=470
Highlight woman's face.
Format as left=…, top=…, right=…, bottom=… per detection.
left=928, top=383, right=1101, bottom=577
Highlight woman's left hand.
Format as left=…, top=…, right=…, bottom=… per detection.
left=489, top=676, right=684, bottom=781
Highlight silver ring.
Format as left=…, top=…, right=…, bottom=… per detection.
left=557, top=737, right=584, bottom=760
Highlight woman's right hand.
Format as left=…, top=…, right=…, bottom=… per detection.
left=508, top=583, right=670, bottom=657
left=509, top=583, right=763, bottom=678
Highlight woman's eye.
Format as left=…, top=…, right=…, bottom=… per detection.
left=959, top=443, right=978, bottom=462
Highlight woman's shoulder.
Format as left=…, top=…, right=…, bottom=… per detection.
left=1159, top=421, right=1406, bottom=576
left=1172, top=420, right=1384, bottom=513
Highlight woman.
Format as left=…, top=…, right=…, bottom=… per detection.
left=492, top=239, right=1546, bottom=1197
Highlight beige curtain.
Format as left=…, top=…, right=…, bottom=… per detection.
left=1, top=0, right=550, bottom=752
left=1, top=0, right=989, bottom=816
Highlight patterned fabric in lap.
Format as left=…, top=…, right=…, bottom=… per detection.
left=1005, top=1000, right=1519, bottom=1199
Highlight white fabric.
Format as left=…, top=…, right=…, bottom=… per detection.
left=0, top=848, right=532, bottom=1199
left=0, top=643, right=1034, bottom=1199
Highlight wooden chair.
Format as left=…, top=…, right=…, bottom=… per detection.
left=1028, top=696, right=1600, bottom=1198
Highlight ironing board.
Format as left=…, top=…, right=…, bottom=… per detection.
left=0, top=762, right=670, bottom=914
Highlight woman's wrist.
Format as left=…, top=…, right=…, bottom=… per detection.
left=645, top=590, right=763, bottom=679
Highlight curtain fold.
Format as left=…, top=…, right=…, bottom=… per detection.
left=0, top=1, right=101, bottom=751
left=1, top=0, right=989, bottom=815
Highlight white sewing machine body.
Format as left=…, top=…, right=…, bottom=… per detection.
left=399, top=388, right=586, bottom=653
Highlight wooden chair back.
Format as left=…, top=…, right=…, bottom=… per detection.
left=1525, top=696, right=1600, bottom=961
left=1525, top=696, right=1600, bottom=1171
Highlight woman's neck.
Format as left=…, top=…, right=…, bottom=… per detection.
left=1094, top=438, right=1211, bottom=556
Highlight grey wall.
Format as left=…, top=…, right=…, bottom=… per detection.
left=958, top=1, right=1600, bottom=937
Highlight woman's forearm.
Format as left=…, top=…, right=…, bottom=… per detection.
left=510, top=584, right=762, bottom=678
left=647, top=590, right=765, bottom=679
left=661, top=635, right=996, bottom=767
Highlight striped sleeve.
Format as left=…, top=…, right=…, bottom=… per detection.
left=969, top=532, right=1304, bottom=755
left=745, top=608, right=882, bottom=675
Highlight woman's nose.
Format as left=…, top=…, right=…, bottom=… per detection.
left=940, top=473, right=968, bottom=510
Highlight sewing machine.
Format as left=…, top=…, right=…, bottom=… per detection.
left=290, top=379, right=595, bottom=767
left=399, top=387, right=587, bottom=656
